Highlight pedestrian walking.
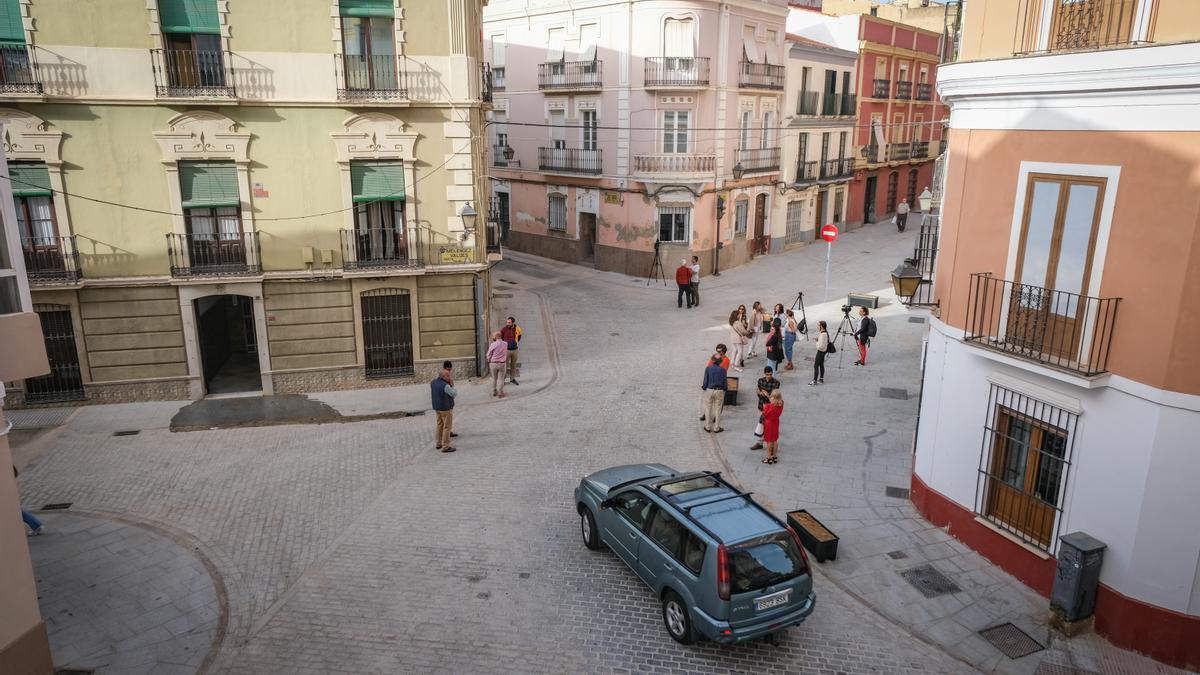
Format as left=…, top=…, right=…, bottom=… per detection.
left=701, top=354, right=727, bottom=433
left=809, top=321, right=830, bottom=386
left=728, top=307, right=749, bottom=371
left=765, top=318, right=784, bottom=375
left=430, top=360, right=458, bottom=452
left=896, top=198, right=910, bottom=232
left=500, top=316, right=522, bottom=385
left=13, top=466, right=42, bottom=536
left=700, top=344, right=731, bottom=422
left=675, top=259, right=693, bottom=308
left=761, top=390, right=784, bottom=465
left=748, top=302, right=765, bottom=358
left=854, top=306, right=875, bottom=366
left=689, top=256, right=701, bottom=307
left=783, top=309, right=799, bottom=371
left=750, top=366, right=780, bottom=451
left=486, top=331, right=508, bottom=397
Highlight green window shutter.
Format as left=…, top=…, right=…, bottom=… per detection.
left=339, top=0, right=394, bottom=18
left=351, top=162, right=405, bottom=202
left=0, top=0, right=25, bottom=44
left=179, top=162, right=240, bottom=208
left=158, top=0, right=220, bottom=34
left=9, top=163, right=51, bottom=197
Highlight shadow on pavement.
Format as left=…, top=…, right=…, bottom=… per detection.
left=170, top=394, right=422, bottom=432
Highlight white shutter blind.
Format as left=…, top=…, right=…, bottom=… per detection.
left=547, top=28, right=565, bottom=60
left=664, top=19, right=694, bottom=58
left=491, top=34, right=506, bottom=67
left=742, top=27, right=758, bottom=62
left=580, top=24, right=599, bottom=61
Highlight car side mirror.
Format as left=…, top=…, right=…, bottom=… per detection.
left=599, top=498, right=614, bottom=511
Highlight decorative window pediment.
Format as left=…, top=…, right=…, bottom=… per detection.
left=154, top=111, right=250, bottom=164
left=0, top=108, right=64, bottom=164
left=331, top=112, right=417, bottom=163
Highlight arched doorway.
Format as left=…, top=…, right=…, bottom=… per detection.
left=194, top=295, right=261, bottom=394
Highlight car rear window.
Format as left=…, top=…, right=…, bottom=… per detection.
left=729, top=532, right=807, bottom=594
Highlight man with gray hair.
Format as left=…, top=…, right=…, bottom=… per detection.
left=674, top=258, right=693, bottom=308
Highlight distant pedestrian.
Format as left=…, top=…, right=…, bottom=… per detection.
left=765, top=318, right=784, bottom=375
left=701, top=354, right=727, bottom=433
left=689, top=256, right=701, bottom=307
left=809, top=321, right=830, bottom=386
left=700, top=344, right=731, bottom=423
left=13, top=466, right=42, bottom=536
left=430, top=361, right=458, bottom=452
left=761, top=390, right=784, bottom=465
left=854, top=306, right=875, bottom=366
left=896, top=199, right=910, bottom=232
left=728, top=307, right=749, bottom=370
left=750, top=366, right=780, bottom=451
left=783, top=309, right=799, bottom=371
left=486, top=331, right=508, bottom=397
left=675, top=259, right=693, bottom=309
left=748, top=302, right=765, bottom=358
left=500, top=316, right=522, bottom=385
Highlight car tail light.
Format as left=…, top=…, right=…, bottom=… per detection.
left=717, top=543, right=731, bottom=601
left=786, top=525, right=811, bottom=573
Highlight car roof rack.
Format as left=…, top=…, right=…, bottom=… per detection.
left=679, top=490, right=755, bottom=513
left=650, top=471, right=722, bottom=493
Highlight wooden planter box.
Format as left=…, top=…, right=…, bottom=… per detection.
left=724, top=376, right=739, bottom=406
left=787, top=509, right=839, bottom=563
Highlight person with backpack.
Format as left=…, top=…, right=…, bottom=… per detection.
left=500, top=316, right=522, bottom=385
left=854, top=306, right=876, bottom=366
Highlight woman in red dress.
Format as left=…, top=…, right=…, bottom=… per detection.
left=761, top=389, right=783, bottom=465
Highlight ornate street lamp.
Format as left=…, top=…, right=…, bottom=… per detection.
left=732, top=162, right=746, bottom=181
left=502, top=144, right=515, bottom=161
left=919, top=187, right=933, bottom=212
left=890, top=258, right=923, bottom=300
left=459, top=202, right=478, bottom=243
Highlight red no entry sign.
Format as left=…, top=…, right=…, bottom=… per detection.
left=820, top=224, right=839, bottom=243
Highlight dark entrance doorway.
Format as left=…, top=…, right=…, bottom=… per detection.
left=579, top=212, right=596, bottom=262
left=361, top=288, right=414, bottom=379
left=497, top=191, right=510, bottom=242
left=751, top=193, right=768, bottom=256
left=195, top=295, right=260, bottom=395
left=864, top=175, right=877, bottom=223
left=815, top=190, right=827, bottom=230
left=887, top=171, right=899, bottom=215
left=25, top=304, right=85, bottom=403
left=908, top=168, right=919, bottom=207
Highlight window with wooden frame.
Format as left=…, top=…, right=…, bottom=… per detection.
left=734, top=198, right=748, bottom=234
left=976, top=384, right=1078, bottom=550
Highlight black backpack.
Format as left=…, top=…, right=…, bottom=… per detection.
left=866, top=318, right=877, bottom=338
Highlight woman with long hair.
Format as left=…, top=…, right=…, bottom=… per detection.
left=748, top=301, right=765, bottom=358
left=809, top=320, right=829, bottom=386
left=765, top=318, right=784, bottom=375
left=728, top=306, right=749, bottom=370
left=783, top=309, right=799, bottom=370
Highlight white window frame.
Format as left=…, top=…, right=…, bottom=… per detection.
left=581, top=110, right=598, bottom=151
left=0, top=162, right=33, bottom=316
left=657, top=206, right=691, bottom=243
left=663, top=110, right=690, bottom=154
left=740, top=110, right=753, bottom=150
left=760, top=111, right=773, bottom=149
left=734, top=198, right=748, bottom=234
left=548, top=193, right=567, bottom=231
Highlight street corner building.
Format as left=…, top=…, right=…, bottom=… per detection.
left=482, top=0, right=792, bottom=277
left=1, top=0, right=500, bottom=407
left=909, top=0, right=1200, bottom=670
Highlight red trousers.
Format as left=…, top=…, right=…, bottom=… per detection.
left=857, top=338, right=868, bottom=365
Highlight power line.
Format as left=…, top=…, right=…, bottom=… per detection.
left=487, top=117, right=949, bottom=132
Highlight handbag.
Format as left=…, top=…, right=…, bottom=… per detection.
left=754, top=415, right=764, bottom=438
left=825, top=335, right=837, bottom=354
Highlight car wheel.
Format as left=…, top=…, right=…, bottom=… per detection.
left=579, top=505, right=600, bottom=550
left=662, top=590, right=695, bottom=644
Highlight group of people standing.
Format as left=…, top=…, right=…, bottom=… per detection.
left=432, top=316, right=524, bottom=454
left=674, top=257, right=702, bottom=309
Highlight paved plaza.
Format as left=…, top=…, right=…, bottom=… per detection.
left=9, top=220, right=1184, bottom=674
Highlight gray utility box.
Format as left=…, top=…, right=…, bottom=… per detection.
left=1051, top=532, right=1107, bottom=622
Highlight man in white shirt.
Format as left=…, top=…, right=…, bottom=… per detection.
left=896, top=199, right=910, bottom=232
left=689, top=256, right=701, bottom=307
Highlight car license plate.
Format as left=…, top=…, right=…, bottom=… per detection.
left=754, top=589, right=792, bottom=612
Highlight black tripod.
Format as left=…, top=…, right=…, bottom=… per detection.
left=646, top=239, right=666, bottom=286
left=789, top=291, right=810, bottom=337
left=831, top=308, right=857, bottom=368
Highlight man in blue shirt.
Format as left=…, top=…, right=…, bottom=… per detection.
left=430, top=360, right=458, bottom=453
left=701, top=354, right=727, bottom=433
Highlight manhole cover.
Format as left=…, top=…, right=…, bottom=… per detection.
left=42, top=503, right=73, bottom=511
left=979, top=622, right=1044, bottom=659
left=908, top=316, right=926, bottom=323
left=899, top=564, right=962, bottom=598
left=879, top=387, right=909, bottom=400
left=887, top=550, right=909, bottom=560
left=112, top=430, right=140, bottom=437
left=885, top=486, right=910, bottom=499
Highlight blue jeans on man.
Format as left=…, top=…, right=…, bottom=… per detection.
left=22, top=510, right=42, bottom=534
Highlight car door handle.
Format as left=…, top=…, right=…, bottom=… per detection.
left=629, top=532, right=637, bottom=538
left=664, top=563, right=672, bottom=570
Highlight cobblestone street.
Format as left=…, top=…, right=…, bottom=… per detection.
left=10, top=220, right=1179, bottom=674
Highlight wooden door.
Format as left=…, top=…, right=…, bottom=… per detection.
left=814, top=190, right=826, bottom=231
left=580, top=212, right=596, bottom=259
left=752, top=193, right=768, bottom=256
left=864, top=176, right=877, bottom=223
left=985, top=410, right=1068, bottom=547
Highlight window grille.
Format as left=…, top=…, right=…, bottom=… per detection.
left=548, top=194, right=567, bottom=231
left=657, top=206, right=690, bottom=243
left=784, top=201, right=804, bottom=245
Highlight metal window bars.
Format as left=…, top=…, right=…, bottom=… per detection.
left=538, top=60, right=602, bottom=90
left=167, top=231, right=260, bottom=277
left=150, top=48, right=236, bottom=98
left=22, top=235, right=81, bottom=283
left=360, top=288, right=415, bottom=379
left=872, top=78, right=891, bottom=98
left=0, top=43, right=42, bottom=94
left=734, top=147, right=781, bottom=173
left=539, top=147, right=602, bottom=174
left=1014, top=0, right=1147, bottom=55
left=340, top=227, right=422, bottom=271
left=644, top=57, right=710, bottom=87
left=335, top=53, right=408, bottom=100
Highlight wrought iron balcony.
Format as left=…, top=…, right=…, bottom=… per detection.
left=481, top=63, right=493, bottom=102
left=735, top=147, right=781, bottom=173
left=490, top=66, right=505, bottom=91
left=822, top=93, right=843, bottom=116
left=964, top=273, right=1120, bottom=376
left=794, top=160, right=817, bottom=184
left=900, top=216, right=940, bottom=307
left=1014, top=0, right=1148, bottom=55
left=150, top=48, right=235, bottom=98
left=894, top=81, right=913, bottom=100
left=738, top=62, right=785, bottom=90
left=644, top=57, right=710, bottom=88
left=492, top=144, right=519, bottom=168
left=911, top=140, right=930, bottom=158
left=796, top=91, right=819, bottom=115
left=939, top=138, right=948, bottom=155
left=916, top=83, right=933, bottom=101
left=872, top=78, right=890, bottom=98
left=0, top=43, right=42, bottom=94
left=167, top=232, right=260, bottom=277
left=539, top=147, right=602, bottom=174
left=335, top=53, right=407, bottom=101
left=632, top=153, right=715, bottom=175
left=888, top=143, right=911, bottom=162
left=821, top=158, right=852, bottom=179
left=840, top=93, right=857, bottom=116
left=22, top=236, right=81, bottom=283
left=538, top=61, right=602, bottom=90
left=340, top=227, right=421, bottom=271
left=863, top=144, right=880, bottom=163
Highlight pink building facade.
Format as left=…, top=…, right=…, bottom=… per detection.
left=483, top=0, right=788, bottom=276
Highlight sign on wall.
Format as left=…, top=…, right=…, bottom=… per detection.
left=439, top=247, right=473, bottom=264
left=603, top=191, right=622, bottom=205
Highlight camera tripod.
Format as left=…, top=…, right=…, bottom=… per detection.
left=831, top=308, right=858, bottom=368
left=646, top=240, right=666, bottom=286
left=788, top=291, right=810, bottom=337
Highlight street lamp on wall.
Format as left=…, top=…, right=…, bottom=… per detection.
left=890, top=258, right=923, bottom=301
left=919, top=187, right=933, bottom=212
left=502, top=144, right=515, bottom=161
left=459, top=202, right=478, bottom=243
left=732, top=162, right=746, bottom=181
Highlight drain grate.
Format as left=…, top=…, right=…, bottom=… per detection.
left=979, top=622, right=1045, bottom=659
left=887, top=550, right=909, bottom=560
left=900, top=564, right=962, bottom=598
left=908, top=316, right=926, bottom=324
left=879, top=387, right=909, bottom=400
left=493, top=293, right=513, bottom=298
left=112, top=430, right=140, bottom=437
left=42, top=502, right=73, bottom=511
left=56, top=669, right=96, bottom=675
left=1034, top=664, right=1088, bottom=675
left=885, top=486, right=910, bottom=499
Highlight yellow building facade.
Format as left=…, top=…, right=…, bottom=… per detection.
left=1, top=0, right=495, bottom=405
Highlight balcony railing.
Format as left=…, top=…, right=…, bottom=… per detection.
left=911, top=140, right=930, bottom=158
left=1014, top=0, right=1147, bottom=55
left=633, top=154, right=715, bottom=175
left=735, top=147, right=781, bottom=173
left=888, top=143, right=911, bottom=162
left=481, top=63, right=493, bottom=102
left=151, top=48, right=235, bottom=98
left=539, top=147, right=602, bottom=174
left=796, top=91, right=819, bottom=115
left=840, top=93, right=857, bottom=116
left=794, top=160, right=817, bottom=183
left=916, top=83, right=933, bottom=101
left=538, top=61, right=602, bottom=90
left=821, top=158, right=852, bottom=179
left=490, top=66, right=506, bottom=91
left=335, top=54, right=407, bottom=100
left=644, top=57, right=710, bottom=87
left=485, top=220, right=502, bottom=256
left=863, top=144, right=880, bottom=163
left=738, top=62, right=785, bottom=90
left=22, top=236, right=81, bottom=282
left=900, top=215, right=940, bottom=307
left=939, top=138, right=948, bottom=155
left=492, top=144, right=519, bottom=168
left=965, top=273, right=1120, bottom=376
left=894, top=81, right=913, bottom=100
left=872, top=78, right=890, bottom=98
left=0, top=44, right=42, bottom=94
left=822, top=93, right=844, bottom=116
left=167, top=231, right=260, bottom=277
left=340, top=227, right=421, bottom=271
